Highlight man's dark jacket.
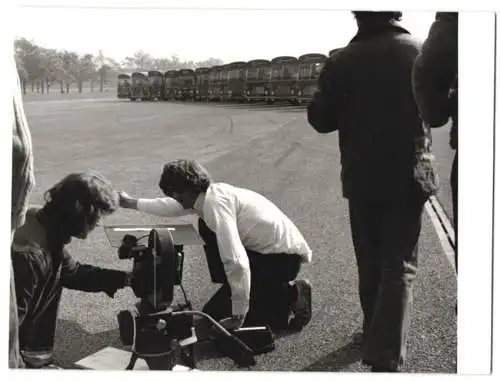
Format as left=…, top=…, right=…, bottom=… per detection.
left=11, top=207, right=128, bottom=367
left=307, top=23, right=424, bottom=202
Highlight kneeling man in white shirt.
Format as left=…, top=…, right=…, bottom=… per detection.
left=119, top=159, right=312, bottom=332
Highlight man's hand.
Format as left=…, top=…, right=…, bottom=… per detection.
left=218, top=315, right=245, bottom=331
left=118, top=191, right=138, bottom=210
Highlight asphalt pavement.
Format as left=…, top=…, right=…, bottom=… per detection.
left=22, top=96, right=457, bottom=373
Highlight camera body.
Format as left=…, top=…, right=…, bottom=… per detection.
left=118, top=228, right=184, bottom=309
left=106, top=225, right=262, bottom=370
left=116, top=228, right=196, bottom=369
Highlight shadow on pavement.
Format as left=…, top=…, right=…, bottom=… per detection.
left=301, top=339, right=363, bottom=372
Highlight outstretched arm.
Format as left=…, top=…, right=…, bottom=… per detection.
left=119, top=191, right=193, bottom=217
left=61, top=249, right=131, bottom=297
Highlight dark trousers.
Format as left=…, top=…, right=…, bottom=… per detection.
left=348, top=197, right=424, bottom=371
left=451, top=151, right=458, bottom=272
left=198, top=218, right=301, bottom=329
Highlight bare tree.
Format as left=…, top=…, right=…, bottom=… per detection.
left=14, top=37, right=225, bottom=94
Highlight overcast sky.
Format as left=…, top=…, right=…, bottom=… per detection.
left=14, top=2, right=437, bottom=64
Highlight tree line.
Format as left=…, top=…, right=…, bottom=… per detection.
left=14, top=37, right=224, bottom=95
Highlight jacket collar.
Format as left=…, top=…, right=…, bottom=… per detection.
left=350, top=21, right=411, bottom=44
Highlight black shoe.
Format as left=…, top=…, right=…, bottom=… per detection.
left=289, top=279, right=312, bottom=331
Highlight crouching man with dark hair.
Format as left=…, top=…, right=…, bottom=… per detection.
left=119, top=159, right=312, bottom=333
left=11, top=173, right=132, bottom=368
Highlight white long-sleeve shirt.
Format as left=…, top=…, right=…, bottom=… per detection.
left=137, top=182, right=312, bottom=316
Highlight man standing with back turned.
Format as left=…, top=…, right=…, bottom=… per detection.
left=307, top=11, right=428, bottom=372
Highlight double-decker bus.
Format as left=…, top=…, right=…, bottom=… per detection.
left=244, top=59, right=271, bottom=102
left=117, top=73, right=131, bottom=99
left=227, top=61, right=246, bottom=102
left=130, top=72, right=149, bottom=101
left=268, top=56, right=299, bottom=103
left=148, top=70, right=164, bottom=100
left=219, top=63, right=232, bottom=101
left=164, top=70, right=179, bottom=100
left=296, top=53, right=327, bottom=104
left=178, top=69, right=196, bottom=101
left=208, top=65, right=223, bottom=101
left=195, top=67, right=210, bottom=101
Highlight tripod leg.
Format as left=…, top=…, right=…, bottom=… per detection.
left=125, top=353, right=138, bottom=370
left=181, top=345, right=196, bottom=369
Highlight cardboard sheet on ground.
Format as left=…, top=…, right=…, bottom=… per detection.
left=103, top=224, right=205, bottom=248
left=75, top=346, right=197, bottom=371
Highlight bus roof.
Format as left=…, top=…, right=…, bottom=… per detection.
left=164, top=70, right=180, bottom=77
left=329, top=48, right=342, bottom=56
left=179, top=69, right=195, bottom=74
left=270, top=56, right=298, bottom=65
left=245, top=59, right=270, bottom=68
left=148, top=70, right=163, bottom=76
left=229, top=61, right=247, bottom=68
left=195, top=67, right=210, bottom=73
left=117, top=73, right=130, bottom=78
left=298, top=53, right=327, bottom=62
left=131, top=72, right=148, bottom=77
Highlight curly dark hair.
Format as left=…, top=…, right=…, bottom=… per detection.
left=159, top=159, right=212, bottom=196
left=42, top=172, right=119, bottom=236
left=352, top=11, right=403, bottom=24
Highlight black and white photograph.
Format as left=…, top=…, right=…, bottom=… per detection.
left=1, top=0, right=497, bottom=377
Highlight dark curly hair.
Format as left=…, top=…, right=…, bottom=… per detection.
left=159, top=159, right=212, bottom=196
left=42, top=172, right=119, bottom=237
left=352, top=11, right=403, bottom=24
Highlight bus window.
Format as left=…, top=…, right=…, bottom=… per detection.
left=259, top=67, right=271, bottom=80
left=230, top=68, right=243, bottom=80
left=299, top=64, right=310, bottom=79
left=246, top=68, right=257, bottom=80
left=311, top=62, right=323, bottom=79
left=271, top=66, right=281, bottom=80
left=283, top=67, right=290, bottom=79
left=283, top=64, right=297, bottom=79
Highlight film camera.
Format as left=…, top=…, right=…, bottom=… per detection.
left=104, top=224, right=260, bottom=370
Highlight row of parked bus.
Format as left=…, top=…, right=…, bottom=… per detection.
left=117, top=49, right=340, bottom=104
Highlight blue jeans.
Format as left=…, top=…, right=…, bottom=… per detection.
left=348, top=197, right=424, bottom=371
